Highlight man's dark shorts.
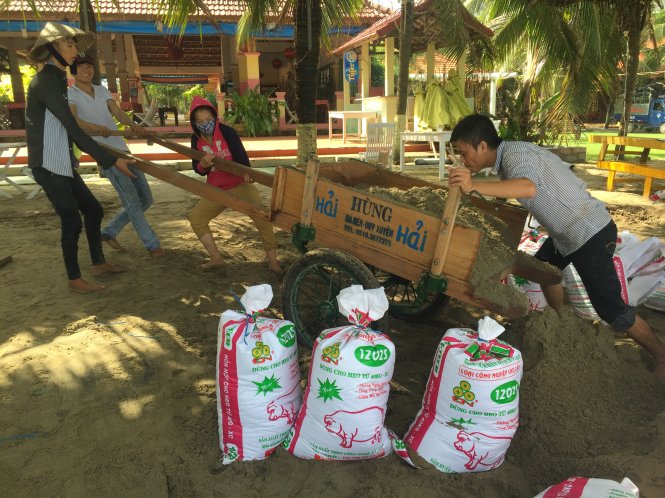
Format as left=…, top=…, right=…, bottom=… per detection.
left=534, top=221, right=636, bottom=331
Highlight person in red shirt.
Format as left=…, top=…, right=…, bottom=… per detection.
left=188, top=97, right=281, bottom=271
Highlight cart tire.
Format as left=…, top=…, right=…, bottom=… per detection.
left=627, top=123, right=636, bottom=133
left=282, top=249, right=386, bottom=348
left=659, top=123, right=665, bottom=134
left=373, top=270, right=450, bottom=320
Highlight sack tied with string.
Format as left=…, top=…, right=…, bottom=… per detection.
left=216, top=284, right=301, bottom=464
left=285, top=285, right=396, bottom=461
left=405, top=317, right=522, bottom=473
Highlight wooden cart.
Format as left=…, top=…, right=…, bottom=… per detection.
left=110, top=139, right=560, bottom=346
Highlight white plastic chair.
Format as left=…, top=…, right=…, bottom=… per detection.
left=360, top=123, right=395, bottom=167
left=134, top=98, right=158, bottom=127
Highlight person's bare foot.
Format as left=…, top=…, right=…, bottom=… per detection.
left=149, top=247, right=165, bottom=258
left=91, top=262, right=127, bottom=276
left=68, top=278, right=105, bottom=293
left=201, top=259, right=225, bottom=271
left=102, top=237, right=126, bottom=252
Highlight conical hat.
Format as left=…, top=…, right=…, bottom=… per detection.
left=28, top=22, right=95, bottom=62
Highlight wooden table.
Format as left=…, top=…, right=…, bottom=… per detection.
left=328, top=110, right=377, bottom=143
left=589, top=134, right=665, bottom=197
left=0, top=142, right=27, bottom=198
left=399, top=130, right=452, bottom=181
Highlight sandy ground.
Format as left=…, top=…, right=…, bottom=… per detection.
left=0, top=163, right=664, bottom=498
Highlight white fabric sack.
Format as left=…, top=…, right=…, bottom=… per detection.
left=615, top=236, right=663, bottom=280
left=507, top=230, right=549, bottom=312
left=627, top=252, right=665, bottom=306
left=216, top=284, right=302, bottom=463
left=534, top=477, right=639, bottom=498
left=405, top=317, right=523, bottom=473
left=644, top=278, right=665, bottom=311
left=285, top=285, right=394, bottom=461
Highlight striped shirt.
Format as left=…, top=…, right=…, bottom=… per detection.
left=491, top=141, right=611, bottom=256
left=26, top=63, right=116, bottom=177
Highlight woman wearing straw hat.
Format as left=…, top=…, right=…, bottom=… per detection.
left=26, top=22, right=136, bottom=293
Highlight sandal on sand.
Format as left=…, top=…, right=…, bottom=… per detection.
left=102, top=237, right=126, bottom=252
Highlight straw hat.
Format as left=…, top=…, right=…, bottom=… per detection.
left=28, top=22, right=95, bottom=62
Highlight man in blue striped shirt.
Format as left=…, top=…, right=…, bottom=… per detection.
left=26, top=23, right=136, bottom=293
left=449, top=114, right=665, bottom=375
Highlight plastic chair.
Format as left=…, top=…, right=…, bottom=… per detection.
left=133, top=98, right=158, bottom=127
left=360, top=123, right=395, bottom=166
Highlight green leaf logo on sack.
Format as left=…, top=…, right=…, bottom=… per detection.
left=282, top=428, right=294, bottom=449
left=276, top=324, right=296, bottom=348
left=452, top=381, right=476, bottom=406
left=253, top=374, right=282, bottom=396
left=321, top=342, right=341, bottom=365
left=317, top=377, right=343, bottom=402
left=223, top=322, right=242, bottom=350
left=512, top=276, right=529, bottom=286
left=225, top=443, right=239, bottom=462
left=251, top=341, right=272, bottom=364
left=354, top=344, right=391, bottom=367
left=490, top=381, right=519, bottom=404
left=433, top=341, right=450, bottom=376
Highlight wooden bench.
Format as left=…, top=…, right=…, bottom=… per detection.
left=589, top=134, right=665, bottom=197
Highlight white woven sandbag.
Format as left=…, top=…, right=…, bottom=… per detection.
left=507, top=229, right=549, bottom=312
left=534, top=477, right=639, bottom=498
left=644, top=279, right=665, bottom=311
left=405, top=317, right=522, bottom=473
left=216, top=284, right=301, bottom=464
left=285, top=285, right=394, bottom=461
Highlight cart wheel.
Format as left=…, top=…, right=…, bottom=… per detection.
left=373, top=269, right=449, bottom=320
left=659, top=122, right=665, bottom=134
left=282, top=249, right=386, bottom=348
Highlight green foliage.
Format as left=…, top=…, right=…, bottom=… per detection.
left=182, top=84, right=217, bottom=113
left=223, top=86, right=280, bottom=137
left=143, top=82, right=187, bottom=111
left=0, top=65, right=36, bottom=103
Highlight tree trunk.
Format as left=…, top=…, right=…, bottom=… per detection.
left=621, top=2, right=647, bottom=137
left=79, top=0, right=101, bottom=85
left=393, top=0, right=414, bottom=162
left=294, top=0, right=322, bottom=164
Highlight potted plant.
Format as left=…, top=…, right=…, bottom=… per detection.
left=224, top=86, right=280, bottom=137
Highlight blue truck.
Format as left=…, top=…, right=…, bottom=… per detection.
left=614, top=95, right=665, bottom=133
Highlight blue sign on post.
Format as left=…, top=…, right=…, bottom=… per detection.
left=343, top=51, right=359, bottom=83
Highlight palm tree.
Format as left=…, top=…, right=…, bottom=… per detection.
left=237, top=0, right=366, bottom=163
left=467, top=0, right=663, bottom=138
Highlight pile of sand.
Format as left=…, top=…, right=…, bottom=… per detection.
left=366, top=186, right=529, bottom=314
left=502, top=307, right=665, bottom=486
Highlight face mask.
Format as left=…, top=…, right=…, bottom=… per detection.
left=197, top=119, right=216, bottom=135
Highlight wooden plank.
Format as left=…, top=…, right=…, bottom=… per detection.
left=644, top=176, right=653, bottom=197
left=104, top=146, right=271, bottom=220
left=271, top=166, right=286, bottom=214
left=597, top=161, right=665, bottom=178
left=150, top=137, right=274, bottom=187
left=300, top=159, right=320, bottom=226
left=318, top=160, right=527, bottom=249
left=598, top=142, right=608, bottom=161
left=430, top=145, right=464, bottom=276
left=274, top=167, right=481, bottom=282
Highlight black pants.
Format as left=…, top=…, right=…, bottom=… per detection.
left=32, top=167, right=105, bottom=280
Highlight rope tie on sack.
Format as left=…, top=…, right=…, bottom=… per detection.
left=464, top=338, right=514, bottom=361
